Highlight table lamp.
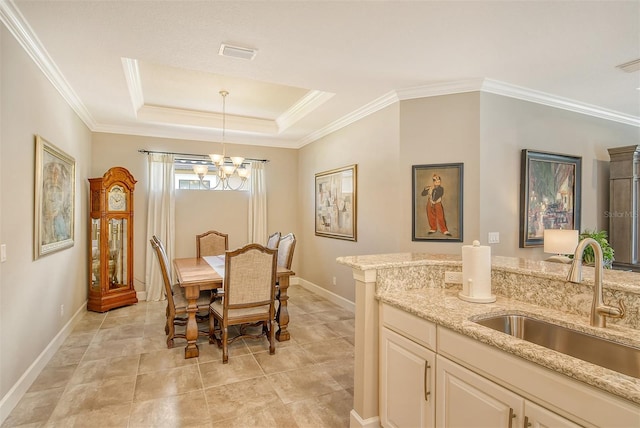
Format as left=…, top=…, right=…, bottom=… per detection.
left=543, top=229, right=579, bottom=263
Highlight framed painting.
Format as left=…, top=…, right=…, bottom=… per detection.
left=412, top=163, right=463, bottom=242
left=315, top=164, right=357, bottom=241
left=34, top=135, right=76, bottom=259
left=519, top=149, right=581, bottom=248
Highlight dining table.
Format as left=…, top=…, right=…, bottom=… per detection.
left=173, top=255, right=295, bottom=359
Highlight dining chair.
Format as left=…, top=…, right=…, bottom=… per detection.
left=196, top=230, right=229, bottom=257
left=266, top=232, right=281, bottom=250
left=277, top=232, right=296, bottom=271
left=209, top=243, right=278, bottom=363
left=275, top=232, right=296, bottom=319
left=150, top=237, right=210, bottom=348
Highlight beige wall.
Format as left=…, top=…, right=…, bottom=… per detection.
left=400, top=93, right=482, bottom=252
left=91, top=133, right=299, bottom=292
left=1, top=27, right=92, bottom=406
left=299, top=104, right=401, bottom=303
left=3, top=18, right=640, bottom=421
left=296, top=91, right=639, bottom=305
left=479, top=93, right=640, bottom=260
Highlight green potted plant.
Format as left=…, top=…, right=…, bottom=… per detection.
left=576, top=229, right=615, bottom=269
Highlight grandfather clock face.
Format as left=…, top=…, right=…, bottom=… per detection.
left=108, top=185, right=126, bottom=211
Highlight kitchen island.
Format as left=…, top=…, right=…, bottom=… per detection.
left=337, top=253, right=640, bottom=428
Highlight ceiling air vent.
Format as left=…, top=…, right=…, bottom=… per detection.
left=219, top=43, right=257, bottom=61
left=616, top=58, right=640, bottom=73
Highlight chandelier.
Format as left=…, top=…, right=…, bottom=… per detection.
left=192, top=90, right=250, bottom=190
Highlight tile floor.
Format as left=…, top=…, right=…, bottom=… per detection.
left=3, top=285, right=355, bottom=427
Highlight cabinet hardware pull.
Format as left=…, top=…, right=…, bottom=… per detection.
left=508, top=408, right=516, bottom=428
left=523, top=416, right=531, bottom=428
left=424, top=361, right=431, bottom=401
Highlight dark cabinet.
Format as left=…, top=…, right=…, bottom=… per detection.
left=608, top=146, right=639, bottom=270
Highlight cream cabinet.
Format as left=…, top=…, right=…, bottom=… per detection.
left=380, top=327, right=435, bottom=428
left=380, top=304, right=436, bottom=428
left=438, top=327, right=639, bottom=427
left=436, top=355, right=579, bottom=428
left=380, top=303, right=639, bottom=428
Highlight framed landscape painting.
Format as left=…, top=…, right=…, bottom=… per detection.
left=412, top=163, right=463, bottom=242
left=315, top=164, right=357, bottom=241
left=34, top=135, right=76, bottom=259
left=519, top=149, right=581, bottom=248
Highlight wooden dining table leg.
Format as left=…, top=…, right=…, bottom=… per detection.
left=275, top=276, right=291, bottom=341
left=183, top=284, right=201, bottom=358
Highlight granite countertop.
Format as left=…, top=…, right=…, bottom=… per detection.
left=337, top=253, right=640, bottom=294
left=378, top=287, right=640, bottom=406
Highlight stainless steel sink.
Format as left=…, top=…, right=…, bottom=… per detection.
left=474, top=313, right=640, bottom=378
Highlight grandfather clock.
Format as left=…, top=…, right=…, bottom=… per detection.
left=88, top=167, right=138, bottom=312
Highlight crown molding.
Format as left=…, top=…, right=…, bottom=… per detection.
left=480, top=79, right=640, bottom=127
left=0, top=0, right=95, bottom=128
left=121, top=57, right=144, bottom=113
left=3, top=0, right=636, bottom=149
left=297, top=90, right=399, bottom=148
left=92, top=122, right=298, bottom=149
left=396, top=78, right=485, bottom=100
left=296, top=77, right=639, bottom=147
left=276, top=90, right=334, bottom=133
left=137, top=104, right=278, bottom=135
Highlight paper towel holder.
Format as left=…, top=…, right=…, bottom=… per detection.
left=458, top=240, right=496, bottom=303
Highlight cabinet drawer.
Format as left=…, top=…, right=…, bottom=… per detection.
left=381, top=303, right=437, bottom=351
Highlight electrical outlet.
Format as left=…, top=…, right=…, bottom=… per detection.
left=332, top=276, right=336, bottom=286
left=60, top=305, right=64, bottom=317
left=0, top=244, right=6, bottom=262
left=488, top=232, right=500, bottom=244
left=444, top=271, right=462, bottom=284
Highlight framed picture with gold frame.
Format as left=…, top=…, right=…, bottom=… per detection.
left=315, top=164, right=357, bottom=241
left=34, top=135, right=76, bottom=259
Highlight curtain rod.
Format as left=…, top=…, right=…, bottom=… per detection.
left=138, top=149, right=268, bottom=163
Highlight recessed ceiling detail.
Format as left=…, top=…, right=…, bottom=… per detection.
left=120, top=58, right=333, bottom=136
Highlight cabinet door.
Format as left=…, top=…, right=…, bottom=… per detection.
left=436, top=356, right=523, bottom=428
left=380, top=327, right=435, bottom=428
left=524, top=401, right=582, bottom=428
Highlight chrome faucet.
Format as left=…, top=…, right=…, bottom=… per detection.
left=567, top=237, right=625, bottom=327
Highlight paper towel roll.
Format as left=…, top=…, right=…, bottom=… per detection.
left=459, top=240, right=496, bottom=303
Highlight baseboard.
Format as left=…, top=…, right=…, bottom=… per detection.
left=136, top=290, right=147, bottom=301
left=350, top=409, right=380, bottom=428
left=0, top=302, right=86, bottom=424
left=295, top=277, right=355, bottom=313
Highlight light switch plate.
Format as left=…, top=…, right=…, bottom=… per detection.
left=488, top=232, right=500, bottom=244
left=1, top=244, right=6, bottom=262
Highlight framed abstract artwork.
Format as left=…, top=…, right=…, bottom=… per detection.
left=315, top=164, right=357, bottom=241
left=519, top=149, right=581, bottom=248
left=412, top=163, right=463, bottom=242
left=34, top=135, right=76, bottom=259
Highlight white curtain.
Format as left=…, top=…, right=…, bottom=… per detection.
left=144, top=153, right=175, bottom=301
left=248, top=161, right=268, bottom=244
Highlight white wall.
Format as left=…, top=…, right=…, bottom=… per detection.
left=0, top=26, right=92, bottom=416
left=91, top=133, right=299, bottom=293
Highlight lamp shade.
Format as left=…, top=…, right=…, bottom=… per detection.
left=543, top=229, right=579, bottom=255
